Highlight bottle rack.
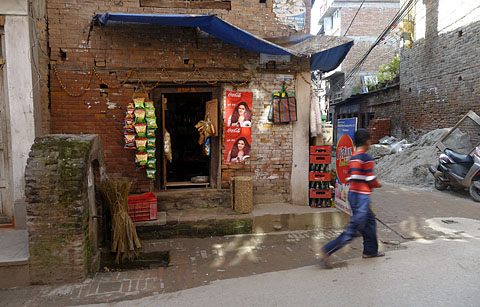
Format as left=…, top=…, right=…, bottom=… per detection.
left=309, top=145, right=334, bottom=208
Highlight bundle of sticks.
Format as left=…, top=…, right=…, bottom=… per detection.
left=100, top=178, right=142, bottom=263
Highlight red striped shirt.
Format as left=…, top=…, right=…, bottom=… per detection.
left=347, top=150, right=380, bottom=195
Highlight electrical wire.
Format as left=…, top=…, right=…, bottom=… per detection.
left=344, top=0, right=366, bottom=36
left=327, top=0, right=419, bottom=96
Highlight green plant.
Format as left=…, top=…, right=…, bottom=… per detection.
left=376, top=55, right=399, bottom=86
left=352, top=85, right=363, bottom=95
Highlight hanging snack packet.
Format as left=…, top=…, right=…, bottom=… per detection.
left=133, top=98, right=145, bottom=109
left=147, top=147, right=156, bottom=158
left=145, top=108, right=155, bottom=118
left=145, top=100, right=154, bottom=109
left=135, top=123, right=147, bottom=137
left=147, top=158, right=157, bottom=168
left=135, top=138, right=147, bottom=152
left=147, top=128, right=156, bottom=138
left=146, top=168, right=156, bottom=180
left=124, top=118, right=135, bottom=133
left=146, top=117, right=157, bottom=128
left=134, top=109, right=146, bottom=124
left=126, top=104, right=135, bottom=118
left=124, top=133, right=136, bottom=149
left=135, top=152, right=148, bottom=167
left=147, top=137, right=156, bottom=148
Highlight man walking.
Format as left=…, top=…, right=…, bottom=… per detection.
left=321, top=129, right=384, bottom=268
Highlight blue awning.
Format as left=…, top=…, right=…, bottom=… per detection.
left=310, top=41, right=353, bottom=72
left=92, top=13, right=352, bottom=72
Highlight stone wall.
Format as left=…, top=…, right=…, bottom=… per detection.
left=25, top=135, right=105, bottom=284
left=400, top=0, right=480, bottom=139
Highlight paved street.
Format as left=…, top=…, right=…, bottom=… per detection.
left=1, top=184, right=479, bottom=306
left=88, top=220, right=480, bottom=307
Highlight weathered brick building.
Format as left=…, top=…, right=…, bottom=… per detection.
left=400, top=0, right=480, bottom=139
left=311, top=0, right=400, bottom=140
left=27, top=0, right=352, bottom=207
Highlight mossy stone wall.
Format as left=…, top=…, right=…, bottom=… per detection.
left=25, top=134, right=105, bottom=285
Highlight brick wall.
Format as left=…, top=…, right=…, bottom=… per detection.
left=221, top=74, right=299, bottom=203
left=400, top=1, right=480, bottom=139
left=340, top=7, right=398, bottom=37
left=43, top=0, right=310, bottom=199
left=366, top=84, right=401, bottom=138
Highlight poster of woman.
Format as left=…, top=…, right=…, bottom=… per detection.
left=225, top=135, right=251, bottom=163
left=225, top=91, right=253, bottom=127
left=225, top=91, right=252, bottom=163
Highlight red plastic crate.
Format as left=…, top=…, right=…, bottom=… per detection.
left=127, top=192, right=157, bottom=222
left=309, top=155, right=332, bottom=164
left=309, top=172, right=331, bottom=182
left=309, top=146, right=332, bottom=155
left=309, top=189, right=333, bottom=199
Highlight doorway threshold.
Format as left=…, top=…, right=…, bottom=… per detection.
left=166, top=181, right=210, bottom=189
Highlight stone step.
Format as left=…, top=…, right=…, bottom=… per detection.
left=136, top=208, right=252, bottom=240
left=154, top=189, right=230, bottom=211
left=132, top=211, right=167, bottom=227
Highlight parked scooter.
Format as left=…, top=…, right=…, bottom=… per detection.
left=429, top=146, right=480, bottom=201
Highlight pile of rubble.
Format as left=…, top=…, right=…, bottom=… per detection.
left=369, top=128, right=472, bottom=187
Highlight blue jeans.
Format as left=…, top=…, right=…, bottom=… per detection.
left=323, top=192, right=378, bottom=256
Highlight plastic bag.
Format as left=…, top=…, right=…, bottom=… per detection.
left=164, top=131, right=172, bottom=163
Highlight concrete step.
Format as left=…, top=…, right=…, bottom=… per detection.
left=0, top=229, right=30, bottom=289
left=0, top=260, right=30, bottom=289
left=155, top=188, right=230, bottom=210
left=133, top=204, right=349, bottom=240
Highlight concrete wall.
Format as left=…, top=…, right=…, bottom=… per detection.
left=1, top=0, right=36, bottom=217
left=292, top=72, right=310, bottom=205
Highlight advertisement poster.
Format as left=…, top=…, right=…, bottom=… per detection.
left=334, top=118, right=357, bottom=216
left=224, top=91, right=253, bottom=163
left=273, top=0, right=306, bottom=31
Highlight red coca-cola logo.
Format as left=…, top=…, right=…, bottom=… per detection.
left=336, top=134, right=354, bottom=184
left=227, top=92, right=242, bottom=97
left=227, top=127, right=241, bottom=134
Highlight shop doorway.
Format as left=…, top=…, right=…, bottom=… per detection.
left=152, top=87, right=221, bottom=190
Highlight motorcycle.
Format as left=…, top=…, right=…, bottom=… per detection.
left=429, top=146, right=480, bottom=201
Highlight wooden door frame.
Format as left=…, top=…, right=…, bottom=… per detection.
left=151, top=85, right=222, bottom=190
left=0, top=29, right=12, bottom=216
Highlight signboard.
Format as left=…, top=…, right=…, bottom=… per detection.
left=334, top=118, right=357, bottom=216
left=260, top=54, right=291, bottom=64
left=273, top=0, right=306, bottom=31
left=224, top=91, right=253, bottom=163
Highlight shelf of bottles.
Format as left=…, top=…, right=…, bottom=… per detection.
left=309, top=145, right=334, bottom=208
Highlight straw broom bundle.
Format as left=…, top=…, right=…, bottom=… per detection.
left=100, top=178, right=142, bottom=263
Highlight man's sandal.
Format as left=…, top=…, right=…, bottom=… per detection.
left=362, top=251, right=385, bottom=259
left=319, top=258, right=334, bottom=269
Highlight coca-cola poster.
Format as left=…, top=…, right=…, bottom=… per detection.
left=225, top=91, right=253, bottom=163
